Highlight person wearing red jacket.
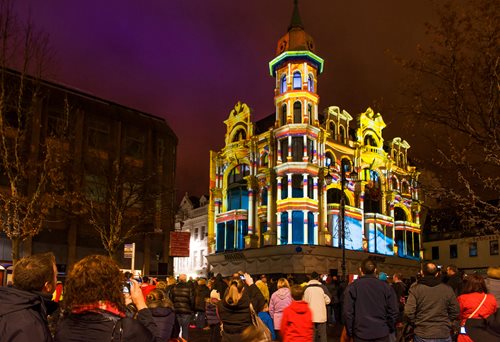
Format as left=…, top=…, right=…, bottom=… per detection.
left=281, top=285, right=313, bottom=342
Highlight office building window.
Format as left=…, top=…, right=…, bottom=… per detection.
left=201, top=226, right=206, bottom=239
left=490, top=240, right=499, bottom=255
left=194, top=228, right=199, bottom=240
left=431, top=246, right=439, bottom=260
left=469, top=242, right=478, bottom=257
left=450, top=244, right=458, bottom=259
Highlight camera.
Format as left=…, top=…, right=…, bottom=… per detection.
left=123, top=280, right=131, bottom=294
left=240, top=275, right=246, bottom=280
left=460, top=326, right=466, bottom=334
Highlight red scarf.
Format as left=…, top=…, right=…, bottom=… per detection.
left=71, top=300, right=126, bottom=318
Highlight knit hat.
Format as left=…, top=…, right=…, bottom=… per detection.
left=378, top=272, right=388, bottom=281
left=210, top=290, right=221, bottom=301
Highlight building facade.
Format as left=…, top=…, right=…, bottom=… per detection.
left=0, top=70, right=177, bottom=274
left=173, top=193, right=209, bottom=278
left=207, top=3, right=422, bottom=277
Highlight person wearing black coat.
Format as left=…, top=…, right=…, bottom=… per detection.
left=194, top=278, right=211, bottom=328
left=217, top=273, right=266, bottom=342
left=213, top=273, right=229, bottom=298
left=54, top=255, right=158, bottom=342
left=146, top=289, right=177, bottom=341
left=0, top=252, right=59, bottom=342
left=170, top=274, right=195, bottom=340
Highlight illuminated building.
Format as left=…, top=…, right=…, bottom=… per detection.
left=173, top=193, right=209, bottom=278
left=206, top=2, right=422, bottom=277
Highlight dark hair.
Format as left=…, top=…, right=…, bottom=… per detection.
left=63, top=255, right=125, bottom=312
left=462, top=274, right=488, bottom=294
left=13, top=252, right=56, bottom=292
left=360, top=258, right=376, bottom=275
left=422, top=262, right=439, bottom=276
left=290, top=285, right=304, bottom=301
left=311, top=271, right=319, bottom=280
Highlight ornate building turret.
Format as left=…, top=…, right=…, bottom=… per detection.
left=207, top=1, right=422, bottom=277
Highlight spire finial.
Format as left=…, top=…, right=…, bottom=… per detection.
left=289, top=0, right=304, bottom=31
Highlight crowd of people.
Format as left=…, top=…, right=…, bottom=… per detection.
left=0, top=252, right=499, bottom=342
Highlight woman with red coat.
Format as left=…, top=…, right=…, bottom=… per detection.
left=457, top=274, right=497, bottom=342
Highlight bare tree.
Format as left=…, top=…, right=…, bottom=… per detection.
left=400, top=0, right=500, bottom=233
left=82, top=158, right=160, bottom=260
left=0, top=1, right=70, bottom=263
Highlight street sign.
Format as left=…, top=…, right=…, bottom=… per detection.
left=170, top=232, right=190, bottom=257
left=124, top=243, right=135, bottom=259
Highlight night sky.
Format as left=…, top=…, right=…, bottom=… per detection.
left=14, top=0, right=437, bottom=201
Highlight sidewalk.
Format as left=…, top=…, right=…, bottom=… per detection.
left=187, top=323, right=343, bottom=341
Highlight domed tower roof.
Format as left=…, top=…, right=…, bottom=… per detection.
left=276, top=0, right=315, bottom=55
left=269, top=0, right=324, bottom=77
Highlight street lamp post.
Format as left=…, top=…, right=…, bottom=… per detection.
left=340, top=161, right=347, bottom=281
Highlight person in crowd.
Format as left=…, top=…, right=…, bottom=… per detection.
left=217, top=273, right=266, bottom=341
left=194, top=278, right=211, bottom=329
left=378, top=271, right=388, bottom=282
left=213, top=273, right=228, bottom=298
left=280, top=284, right=313, bottom=342
left=391, top=272, right=408, bottom=340
left=141, top=276, right=156, bottom=299
left=268, top=277, right=278, bottom=298
left=486, top=266, right=500, bottom=305
left=53, top=280, right=64, bottom=303
left=446, top=264, right=464, bottom=297
left=146, top=288, right=176, bottom=341
left=255, top=274, right=270, bottom=303
left=304, top=271, right=331, bottom=342
left=269, top=277, right=292, bottom=340
left=54, top=254, right=158, bottom=341
left=326, top=275, right=339, bottom=326
left=258, top=303, right=276, bottom=340
left=206, top=289, right=222, bottom=342
left=457, top=273, right=497, bottom=342
left=0, top=252, right=58, bottom=341
left=405, top=261, right=460, bottom=342
left=465, top=307, right=500, bottom=341
left=343, top=258, right=398, bottom=342
left=169, top=273, right=195, bottom=340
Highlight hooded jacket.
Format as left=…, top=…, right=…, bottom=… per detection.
left=304, top=279, right=331, bottom=323
left=280, top=300, right=313, bottom=342
left=150, top=307, right=176, bottom=341
left=404, top=276, right=460, bottom=339
left=0, top=286, right=56, bottom=342
left=269, top=287, right=292, bottom=330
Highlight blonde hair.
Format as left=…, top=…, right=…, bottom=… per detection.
left=166, top=276, right=176, bottom=286
left=198, top=278, right=207, bottom=286
left=277, top=278, right=290, bottom=289
left=225, top=279, right=245, bottom=305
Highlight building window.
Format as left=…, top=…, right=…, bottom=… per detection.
left=47, top=109, right=69, bottom=137
left=450, top=244, right=458, bottom=259
left=293, top=101, right=301, bottom=123
left=490, top=240, right=499, bottom=255
left=469, top=242, right=478, bottom=257
left=329, top=122, right=336, bottom=139
left=125, top=128, right=145, bottom=158
left=339, top=126, right=345, bottom=144
left=194, top=228, right=199, bottom=240
left=308, top=74, right=314, bottom=92
left=293, top=71, right=302, bottom=90
left=201, top=226, right=206, bottom=239
left=281, top=74, right=287, bottom=93
left=291, top=137, right=303, bottom=162
left=307, top=104, right=312, bottom=123
left=431, top=246, right=439, bottom=260
left=87, top=119, right=110, bottom=149
left=281, top=104, right=287, bottom=125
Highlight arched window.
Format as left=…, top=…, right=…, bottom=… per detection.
left=364, top=170, right=381, bottom=214
left=325, top=152, right=334, bottom=167
left=364, top=135, right=377, bottom=147
left=307, top=104, right=312, bottom=123
left=308, top=74, right=314, bottom=92
left=281, top=104, right=287, bottom=125
left=291, top=137, right=303, bottom=162
left=281, top=74, right=287, bottom=93
left=260, top=152, right=269, bottom=168
left=293, top=71, right=302, bottom=90
left=232, top=129, right=246, bottom=143
left=401, top=181, right=409, bottom=194
left=391, top=177, right=398, bottom=190
left=227, top=164, right=250, bottom=210
left=339, top=126, right=345, bottom=143
left=394, top=207, right=407, bottom=221
left=293, top=101, right=302, bottom=123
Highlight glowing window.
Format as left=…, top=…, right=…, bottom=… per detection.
left=281, top=104, right=287, bottom=125
left=307, top=104, right=312, bottom=123
left=281, top=75, right=287, bottom=93
left=293, top=71, right=302, bottom=90
left=308, top=74, right=314, bottom=92
left=339, top=126, right=345, bottom=143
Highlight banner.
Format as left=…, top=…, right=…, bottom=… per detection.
left=170, top=232, right=190, bottom=257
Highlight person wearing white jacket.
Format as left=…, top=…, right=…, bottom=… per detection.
left=304, top=271, right=331, bottom=342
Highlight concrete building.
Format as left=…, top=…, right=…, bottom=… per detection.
left=0, top=69, right=177, bottom=274
left=206, top=2, right=422, bottom=278
left=173, top=193, right=209, bottom=278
